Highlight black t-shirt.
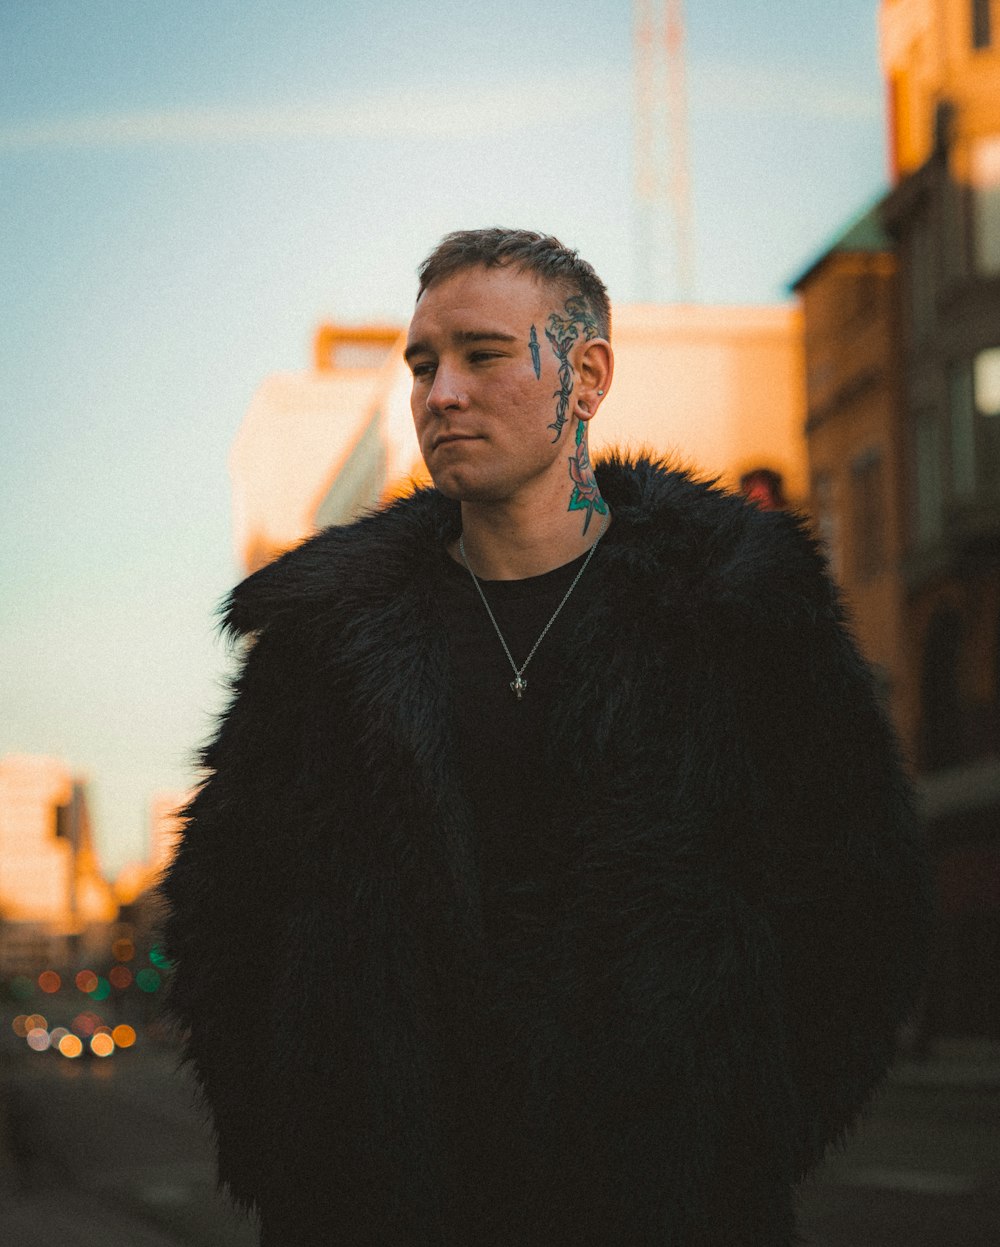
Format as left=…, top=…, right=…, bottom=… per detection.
left=437, top=543, right=604, bottom=940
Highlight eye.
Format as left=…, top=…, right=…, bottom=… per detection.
left=410, top=361, right=436, bottom=379
left=469, top=351, right=503, bottom=364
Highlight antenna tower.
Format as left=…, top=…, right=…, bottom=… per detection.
left=633, top=0, right=695, bottom=302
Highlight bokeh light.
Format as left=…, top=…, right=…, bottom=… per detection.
left=58, top=1034, right=84, bottom=1059
left=71, top=1012, right=99, bottom=1036
left=136, top=968, right=161, bottom=993
left=90, top=1032, right=115, bottom=1058
left=108, top=965, right=132, bottom=989
left=149, top=945, right=172, bottom=970
left=75, top=970, right=99, bottom=993
left=9, top=975, right=33, bottom=1000
left=38, top=970, right=61, bottom=993
left=88, top=976, right=111, bottom=1001
left=112, top=1024, right=137, bottom=1049
left=49, top=1027, right=70, bottom=1045
left=11, top=1015, right=29, bottom=1038
left=26, top=1027, right=51, bottom=1052
left=112, top=939, right=135, bottom=962
left=25, top=1013, right=47, bottom=1032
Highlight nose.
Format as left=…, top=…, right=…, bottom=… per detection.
left=425, top=364, right=467, bottom=416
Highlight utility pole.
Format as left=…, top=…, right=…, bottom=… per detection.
left=633, top=0, right=695, bottom=303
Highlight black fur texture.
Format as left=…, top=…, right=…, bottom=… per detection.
left=160, top=454, right=930, bottom=1246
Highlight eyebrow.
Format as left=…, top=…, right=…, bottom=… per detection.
left=404, top=329, right=518, bottom=365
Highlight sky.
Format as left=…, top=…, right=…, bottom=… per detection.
left=1, top=0, right=890, bottom=875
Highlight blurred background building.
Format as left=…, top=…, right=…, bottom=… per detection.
left=794, top=0, right=1000, bottom=1041
left=0, top=755, right=117, bottom=974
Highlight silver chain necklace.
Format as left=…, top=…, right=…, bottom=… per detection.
left=458, top=512, right=610, bottom=701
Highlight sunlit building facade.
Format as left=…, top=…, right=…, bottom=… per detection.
left=232, top=323, right=424, bottom=573
left=0, top=754, right=117, bottom=974
left=113, top=789, right=190, bottom=907
left=792, top=209, right=909, bottom=733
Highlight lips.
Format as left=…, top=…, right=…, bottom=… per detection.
left=433, top=433, right=479, bottom=450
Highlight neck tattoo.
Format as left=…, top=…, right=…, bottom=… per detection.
left=458, top=512, right=610, bottom=700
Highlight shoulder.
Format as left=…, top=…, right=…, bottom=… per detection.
left=595, top=451, right=836, bottom=632
left=221, top=486, right=461, bottom=639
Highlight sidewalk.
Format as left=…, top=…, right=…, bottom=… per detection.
left=1, top=1041, right=998, bottom=1245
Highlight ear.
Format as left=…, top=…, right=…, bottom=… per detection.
left=573, top=339, right=614, bottom=423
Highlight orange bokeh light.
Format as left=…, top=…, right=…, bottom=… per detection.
left=90, top=1032, right=115, bottom=1058
left=38, top=970, right=61, bottom=993
left=75, top=970, right=99, bottom=993
left=112, top=1024, right=137, bottom=1049
left=58, top=1034, right=83, bottom=1059
left=11, top=1016, right=29, bottom=1038
left=112, top=939, right=135, bottom=962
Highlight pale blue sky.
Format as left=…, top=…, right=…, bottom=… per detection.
left=2, top=0, right=888, bottom=873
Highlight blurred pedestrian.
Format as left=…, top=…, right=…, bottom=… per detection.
left=161, top=227, right=929, bottom=1246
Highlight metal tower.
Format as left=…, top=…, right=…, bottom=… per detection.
left=633, top=0, right=695, bottom=303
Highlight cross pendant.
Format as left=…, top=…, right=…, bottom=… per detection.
left=510, top=674, right=527, bottom=700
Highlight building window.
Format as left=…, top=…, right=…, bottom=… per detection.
left=910, top=212, right=935, bottom=336
left=974, top=347, right=1000, bottom=498
left=972, top=0, right=992, bottom=48
left=850, top=451, right=885, bottom=580
left=811, top=471, right=842, bottom=580
left=947, top=351, right=1000, bottom=504
left=971, top=136, right=1000, bottom=274
left=949, top=361, right=977, bottom=501
left=920, top=608, right=965, bottom=770
left=915, top=407, right=944, bottom=544
left=975, top=346, right=1000, bottom=415
left=942, top=174, right=969, bottom=283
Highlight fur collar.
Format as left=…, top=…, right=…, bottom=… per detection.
left=224, top=452, right=826, bottom=641
left=217, top=453, right=832, bottom=844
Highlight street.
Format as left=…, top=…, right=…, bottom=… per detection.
left=1, top=1031, right=998, bottom=1245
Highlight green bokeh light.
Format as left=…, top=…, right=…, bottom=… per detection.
left=149, top=945, right=172, bottom=970
left=88, top=977, right=111, bottom=1001
left=136, top=968, right=161, bottom=993
left=9, top=976, right=33, bottom=1001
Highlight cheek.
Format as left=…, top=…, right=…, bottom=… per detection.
left=410, top=393, right=429, bottom=435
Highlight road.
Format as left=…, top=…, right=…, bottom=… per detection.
left=0, top=1038, right=256, bottom=1246
left=1, top=1031, right=999, bottom=1245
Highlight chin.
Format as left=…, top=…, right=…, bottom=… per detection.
left=426, top=463, right=494, bottom=503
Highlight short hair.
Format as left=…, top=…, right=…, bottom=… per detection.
left=416, top=227, right=611, bottom=341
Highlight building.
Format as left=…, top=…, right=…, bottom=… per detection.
left=232, top=305, right=806, bottom=575
left=794, top=0, right=1000, bottom=1040
left=880, top=0, right=1000, bottom=1041
left=0, top=754, right=117, bottom=975
left=113, top=789, right=190, bottom=907
left=231, top=323, right=423, bottom=573
left=791, top=207, right=908, bottom=730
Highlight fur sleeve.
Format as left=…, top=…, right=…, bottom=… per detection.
left=721, top=511, right=932, bottom=1174
left=157, top=616, right=314, bottom=1211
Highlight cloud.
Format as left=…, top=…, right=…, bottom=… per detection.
left=0, top=78, right=624, bottom=151
left=0, top=60, right=878, bottom=155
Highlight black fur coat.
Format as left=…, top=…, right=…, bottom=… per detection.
left=160, top=455, right=929, bottom=1246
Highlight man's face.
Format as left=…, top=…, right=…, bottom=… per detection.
left=405, top=265, right=572, bottom=504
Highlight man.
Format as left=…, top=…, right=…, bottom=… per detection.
left=161, top=228, right=929, bottom=1246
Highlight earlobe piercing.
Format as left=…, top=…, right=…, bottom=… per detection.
left=597, top=389, right=605, bottom=396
